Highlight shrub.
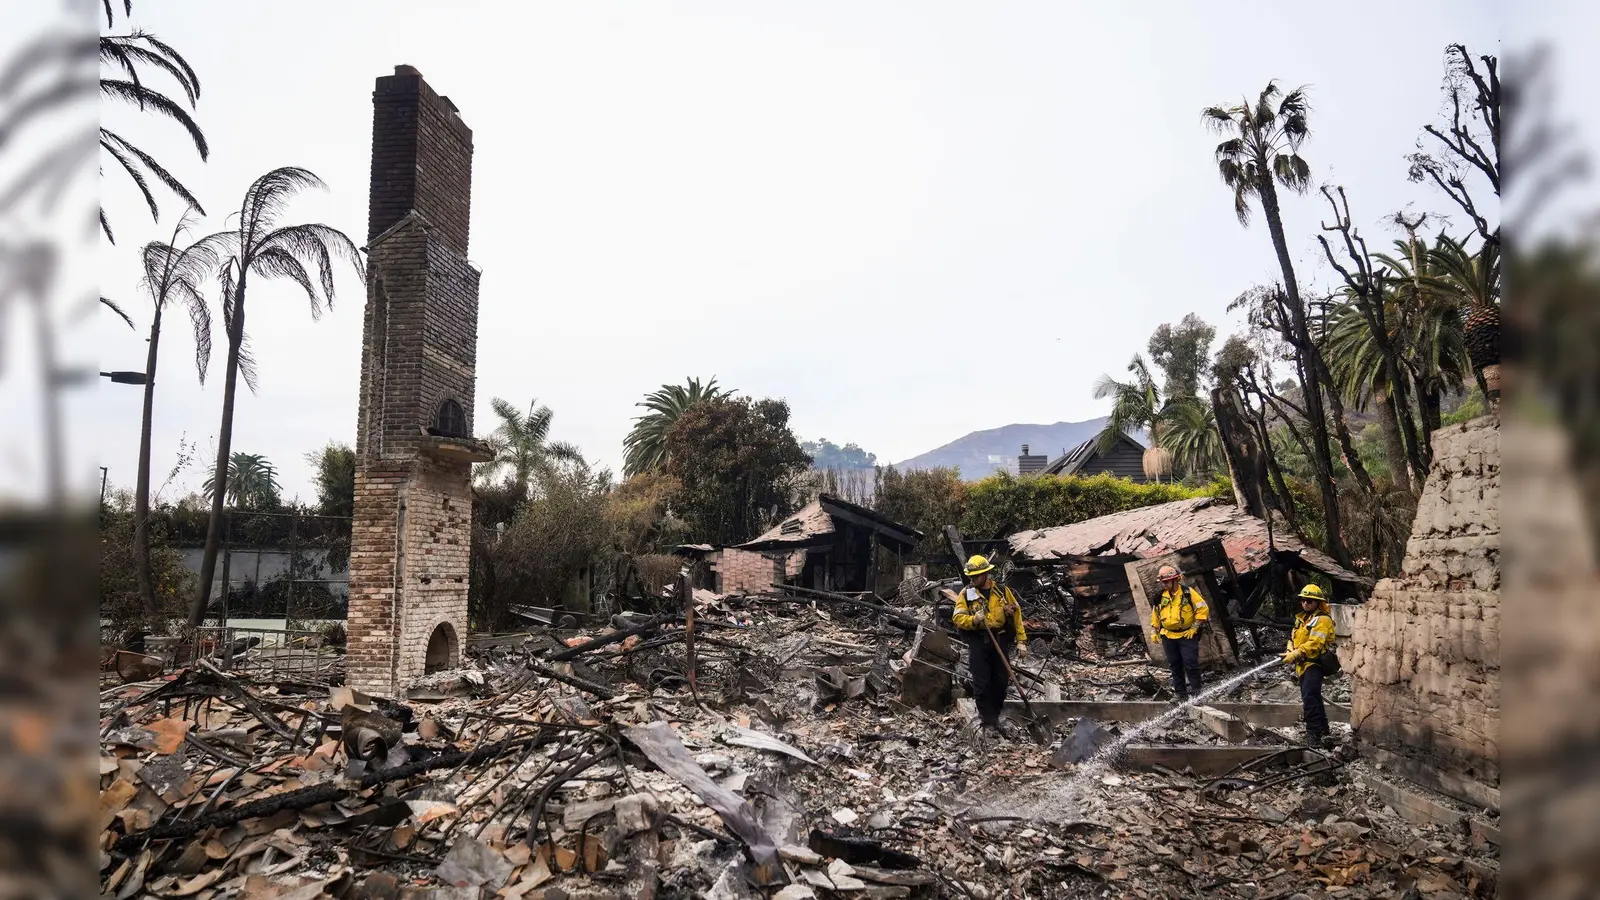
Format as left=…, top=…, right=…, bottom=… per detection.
left=481, top=466, right=613, bottom=627
left=99, top=504, right=191, bottom=632
left=959, top=471, right=1216, bottom=538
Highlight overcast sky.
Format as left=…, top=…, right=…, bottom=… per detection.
left=71, top=1, right=1504, bottom=504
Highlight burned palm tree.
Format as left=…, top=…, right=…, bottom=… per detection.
left=188, top=167, right=362, bottom=627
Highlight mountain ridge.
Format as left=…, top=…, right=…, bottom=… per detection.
left=890, top=417, right=1120, bottom=481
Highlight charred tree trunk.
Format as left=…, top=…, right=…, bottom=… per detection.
left=191, top=276, right=247, bottom=627
left=134, top=302, right=164, bottom=618
left=1211, top=386, right=1269, bottom=519
left=1257, top=175, right=1352, bottom=567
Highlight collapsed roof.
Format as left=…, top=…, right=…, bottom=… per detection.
left=1006, top=496, right=1369, bottom=588
left=737, top=494, right=923, bottom=553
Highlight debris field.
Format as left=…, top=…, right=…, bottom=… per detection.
left=100, top=582, right=1499, bottom=899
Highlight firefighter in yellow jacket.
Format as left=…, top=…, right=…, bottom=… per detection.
left=951, top=555, right=1027, bottom=735
left=1283, top=584, right=1337, bottom=746
left=1151, top=565, right=1210, bottom=702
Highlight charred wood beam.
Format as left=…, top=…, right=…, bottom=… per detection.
left=547, top=615, right=676, bottom=661
left=523, top=660, right=616, bottom=699
left=768, top=584, right=918, bottom=631
left=112, top=734, right=540, bottom=851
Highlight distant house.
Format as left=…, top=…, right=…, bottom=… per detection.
left=1017, top=444, right=1050, bottom=475
left=676, top=494, right=923, bottom=595
left=1043, top=433, right=1149, bottom=482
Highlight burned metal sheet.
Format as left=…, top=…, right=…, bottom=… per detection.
left=622, top=722, right=782, bottom=883
left=722, top=725, right=817, bottom=764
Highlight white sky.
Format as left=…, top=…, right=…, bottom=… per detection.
left=70, top=1, right=1505, bottom=503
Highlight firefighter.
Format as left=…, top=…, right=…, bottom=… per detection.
left=1151, top=564, right=1210, bottom=702
left=951, top=555, right=1028, bottom=734
left=1282, top=584, right=1337, bottom=746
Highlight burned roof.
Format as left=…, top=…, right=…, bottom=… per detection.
left=737, top=494, right=923, bottom=552
left=1006, top=497, right=1368, bottom=586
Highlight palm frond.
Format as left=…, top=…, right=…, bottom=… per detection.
left=102, top=128, right=204, bottom=213
left=1273, top=153, right=1312, bottom=193
left=100, top=34, right=199, bottom=107
left=103, top=0, right=132, bottom=29
left=250, top=247, right=323, bottom=317
left=239, top=167, right=326, bottom=240
left=100, top=134, right=159, bottom=220
left=547, top=440, right=585, bottom=463
left=236, top=334, right=260, bottom=394
left=1254, top=81, right=1281, bottom=125
left=257, top=222, right=363, bottom=293
left=98, top=79, right=208, bottom=158
left=1277, top=86, right=1312, bottom=147
left=1200, top=105, right=1239, bottom=135
left=100, top=296, right=135, bottom=329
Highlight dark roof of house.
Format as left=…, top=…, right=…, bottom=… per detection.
left=737, top=494, right=923, bottom=552
left=1043, top=432, right=1146, bottom=477
left=1006, top=497, right=1369, bottom=588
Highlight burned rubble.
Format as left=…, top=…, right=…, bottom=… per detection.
left=100, top=568, right=1498, bottom=900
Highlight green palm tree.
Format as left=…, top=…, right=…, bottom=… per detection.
left=1204, top=82, right=1351, bottom=567
left=1159, top=397, right=1225, bottom=479
left=622, top=376, right=731, bottom=476
left=1092, top=355, right=1172, bottom=480
left=130, top=216, right=221, bottom=616
left=1428, top=234, right=1501, bottom=398
left=189, top=167, right=362, bottom=627
left=1426, top=233, right=1498, bottom=309
left=1376, top=234, right=1474, bottom=435
left=202, top=452, right=281, bottom=510
left=99, top=23, right=208, bottom=242
left=479, top=397, right=585, bottom=495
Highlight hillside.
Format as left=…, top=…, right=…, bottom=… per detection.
left=891, top=418, right=1133, bottom=480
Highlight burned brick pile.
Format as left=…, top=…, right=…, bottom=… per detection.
left=99, top=581, right=1499, bottom=899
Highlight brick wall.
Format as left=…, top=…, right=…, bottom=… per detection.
left=348, top=66, right=478, bottom=697
left=346, top=461, right=408, bottom=694
left=710, top=548, right=798, bottom=594
left=393, top=456, right=472, bottom=681
left=1346, top=417, right=1500, bottom=793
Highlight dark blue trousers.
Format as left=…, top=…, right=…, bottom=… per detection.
left=1161, top=636, right=1202, bottom=699
left=1299, top=664, right=1328, bottom=736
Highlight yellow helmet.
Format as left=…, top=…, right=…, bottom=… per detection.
left=963, top=555, right=995, bottom=577
left=1157, top=564, right=1181, bottom=581
left=1298, top=584, right=1326, bottom=601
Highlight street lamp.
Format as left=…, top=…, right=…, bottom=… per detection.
left=100, top=371, right=148, bottom=385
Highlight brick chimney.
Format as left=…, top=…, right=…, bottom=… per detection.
left=367, top=64, right=473, bottom=253
left=347, top=66, right=485, bottom=697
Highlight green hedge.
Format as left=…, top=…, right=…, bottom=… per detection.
left=958, top=472, right=1227, bottom=539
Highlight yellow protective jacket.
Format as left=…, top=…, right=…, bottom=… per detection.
left=1151, top=586, right=1210, bottom=640
left=952, top=583, right=1027, bottom=642
left=1287, top=599, right=1336, bottom=677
